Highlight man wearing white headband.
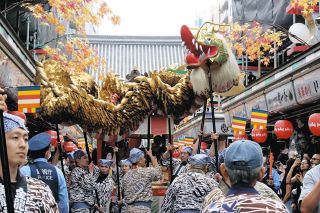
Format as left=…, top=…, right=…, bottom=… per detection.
left=0, top=103, right=58, bottom=212
left=160, top=154, right=218, bottom=213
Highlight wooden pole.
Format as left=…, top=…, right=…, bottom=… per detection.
left=147, top=116, right=151, bottom=167
left=207, top=62, right=219, bottom=172
left=198, top=99, right=207, bottom=154
left=168, top=117, right=173, bottom=183
left=0, top=111, right=14, bottom=213
left=55, top=124, right=65, bottom=177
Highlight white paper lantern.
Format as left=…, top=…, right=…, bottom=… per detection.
left=288, top=23, right=311, bottom=44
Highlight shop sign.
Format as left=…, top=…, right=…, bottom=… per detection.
left=244, top=95, right=268, bottom=119
left=293, top=68, right=320, bottom=104
left=265, top=82, right=297, bottom=113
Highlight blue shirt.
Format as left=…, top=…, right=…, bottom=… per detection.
left=20, top=158, right=69, bottom=213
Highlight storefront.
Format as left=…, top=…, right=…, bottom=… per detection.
left=222, top=42, right=320, bottom=155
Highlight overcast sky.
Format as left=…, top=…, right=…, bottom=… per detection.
left=97, top=0, right=222, bottom=36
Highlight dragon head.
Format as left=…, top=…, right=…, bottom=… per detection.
left=181, top=24, right=244, bottom=96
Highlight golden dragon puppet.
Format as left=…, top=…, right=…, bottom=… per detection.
left=35, top=24, right=244, bottom=135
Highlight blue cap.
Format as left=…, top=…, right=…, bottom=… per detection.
left=188, top=154, right=211, bottom=168
left=3, top=112, right=28, bottom=133
left=129, top=148, right=144, bottom=163
left=98, top=159, right=113, bottom=167
left=73, top=149, right=87, bottom=160
left=120, top=159, right=132, bottom=166
left=182, top=147, right=193, bottom=155
left=224, top=140, right=263, bottom=171
left=28, top=132, right=51, bottom=151
left=67, top=152, right=75, bottom=160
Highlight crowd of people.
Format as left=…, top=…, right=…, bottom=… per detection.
left=1, top=90, right=320, bottom=213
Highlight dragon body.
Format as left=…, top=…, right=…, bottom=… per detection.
left=36, top=25, right=243, bottom=135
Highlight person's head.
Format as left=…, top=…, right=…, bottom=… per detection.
left=300, top=159, right=311, bottom=172
left=3, top=113, right=29, bottom=167
left=120, top=159, right=132, bottom=173
left=67, top=152, right=76, bottom=169
left=28, top=132, right=52, bottom=160
left=188, top=154, right=210, bottom=172
left=181, top=147, right=193, bottom=162
left=221, top=140, right=264, bottom=187
left=311, top=154, right=320, bottom=167
left=74, top=150, right=89, bottom=168
left=98, top=159, right=113, bottom=175
left=303, top=153, right=311, bottom=161
left=129, top=148, right=145, bottom=167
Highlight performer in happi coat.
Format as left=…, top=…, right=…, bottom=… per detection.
left=0, top=110, right=59, bottom=212
left=122, top=148, right=162, bottom=213
left=69, top=149, right=100, bottom=213
left=160, top=154, right=218, bottom=213
left=161, top=146, right=193, bottom=179
left=95, top=159, right=115, bottom=213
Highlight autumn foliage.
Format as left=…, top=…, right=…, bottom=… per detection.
left=25, top=0, right=120, bottom=74
left=290, top=0, right=318, bottom=16
left=226, top=22, right=286, bottom=66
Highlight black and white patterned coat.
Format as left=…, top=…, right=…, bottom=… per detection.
left=0, top=175, right=59, bottom=213
left=160, top=169, right=218, bottom=213
left=69, top=166, right=100, bottom=212
left=95, top=175, right=115, bottom=213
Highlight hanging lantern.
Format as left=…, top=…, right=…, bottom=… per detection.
left=64, top=141, right=75, bottom=152
left=251, top=128, right=268, bottom=143
left=233, top=133, right=248, bottom=141
left=308, top=113, right=320, bottom=136
left=274, top=120, right=294, bottom=139
left=47, top=130, right=64, bottom=147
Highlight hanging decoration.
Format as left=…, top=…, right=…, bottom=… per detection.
left=251, top=128, right=268, bottom=143
left=274, top=120, right=294, bottom=139
left=47, top=130, right=65, bottom=148
left=308, top=113, right=320, bottom=136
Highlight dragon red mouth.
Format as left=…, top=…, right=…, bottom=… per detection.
left=180, top=25, right=218, bottom=68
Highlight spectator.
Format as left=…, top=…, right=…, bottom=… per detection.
left=299, top=164, right=320, bottom=213
left=202, top=140, right=288, bottom=212
left=310, top=153, right=320, bottom=168
left=262, top=156, right=281, bottom=193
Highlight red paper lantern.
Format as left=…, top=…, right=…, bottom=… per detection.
left=47, top=130, right=64, bottom=147
left=308, top=113, right=320, bottom=136
left=251, top=128, right=268, bottom=143
left=274, top=120, right=294, bottom=139
left=8, top=111, right=26, bottom=121
left=233, top=133, right=248, bottom=141
left=64, top=141, right=75, bottom=152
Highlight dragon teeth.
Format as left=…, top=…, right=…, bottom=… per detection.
left=199, top=45, right=203, bottom=52
left=192, top=38, right=195, bottom=44
left=181, top=41, right=185, bottom=47
left=195, top=42, right=198, bottom=50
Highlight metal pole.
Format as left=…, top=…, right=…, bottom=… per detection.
left=198, top=99, right=207, bottom=154
left=0, top=111, right=14, bottom=213
left=207, top=62, right=219, bottom=172
left=55, top=124, right=65, bottom=177
left=168, top=118, right=173, bottom=183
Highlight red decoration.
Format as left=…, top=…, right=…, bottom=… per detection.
left=64, top=141, right=75, bottom=152
left=251, top=128, right=268, bottom=143
left=47, top=130, right=64, bottom=147
left=274, top=120, right=294, bottom=139
left=201, top=142, right=208, bottom=150
left=233, top=133, right=248, bottom=141
left=8, top=111, right=26, bottom=121
left=172, top=150, right=180, bottom=158
left=308, top=113, right=320, bottom=136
